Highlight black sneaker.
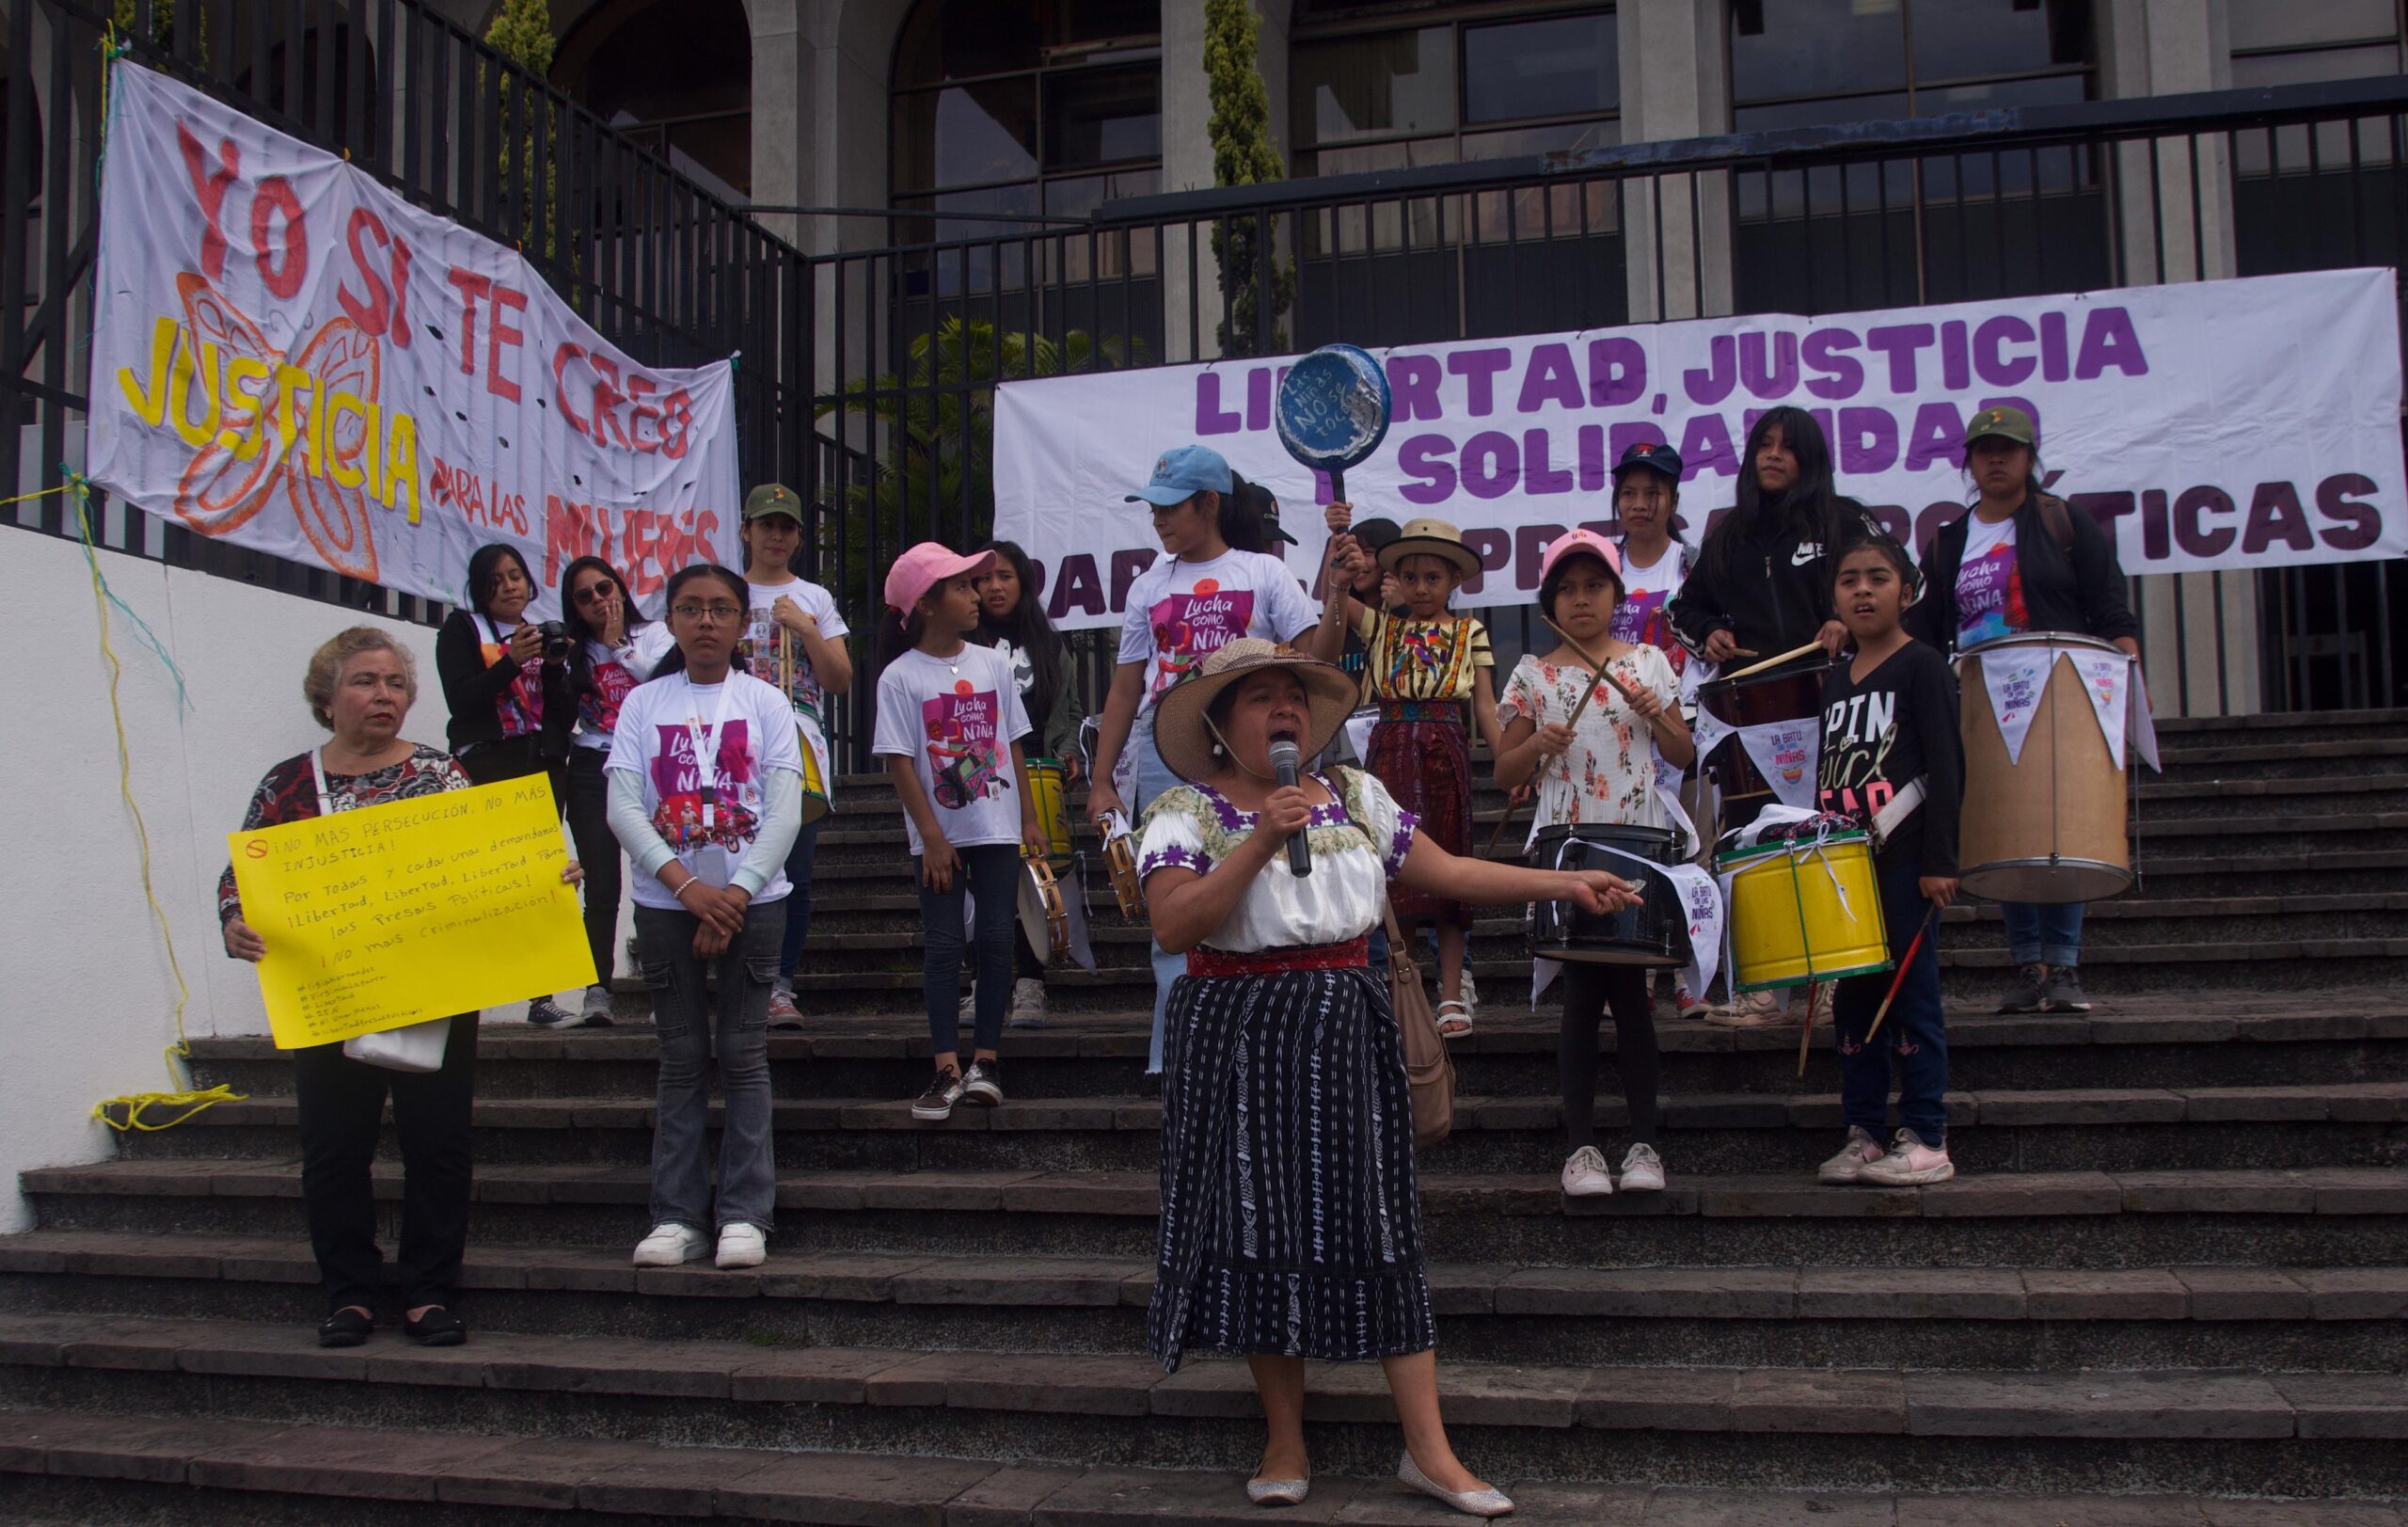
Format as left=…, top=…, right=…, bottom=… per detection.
left=2040, top=965, right=2092, bottom=1013
left=1996, top=964, right=2047, bottom=1014
left=911, top=1066, right=964, bottom=1121
left=961, top=1058, right=1003, bottom=1106
left=317, top=1307, right=373, bottom=1348
left=527, top=995, right=574, bottom=1026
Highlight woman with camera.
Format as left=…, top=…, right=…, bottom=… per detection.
left=436, top=541, right=578, bottom=1025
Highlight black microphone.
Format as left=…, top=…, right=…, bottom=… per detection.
left=1269, top=737, right=1311, bottom=878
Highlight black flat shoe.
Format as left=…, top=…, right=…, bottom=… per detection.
left=318, top=1308, right=373, bottom=1347
left=403, top=1307, right=467, bottom=1346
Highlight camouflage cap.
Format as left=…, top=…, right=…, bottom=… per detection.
left=1963, top=405, right=2036, bottom=449
left=743, top=483, right=805, bottom=523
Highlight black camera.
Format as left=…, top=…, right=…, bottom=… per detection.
left=540, top=620, right=573, bottom=660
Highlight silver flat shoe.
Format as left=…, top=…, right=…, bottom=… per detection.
left=1398, top=1453, right=1513, bottom=1518
left=1246, top=1477, right=1309, bottom=1506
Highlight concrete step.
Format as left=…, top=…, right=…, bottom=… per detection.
left=101, top=1084, right=2408, bottom=1178
left=20, top=1160, right=2407, bottom=1268
left=5, top=1232, right=2403, bottom=1374
left=176, top=995, right=2408, bottom=1102
left=2, top=1314, right=2402, bottom=1496
left=7, top=1405, right=2401, bottom=1523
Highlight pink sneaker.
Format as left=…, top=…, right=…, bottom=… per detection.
left=1856, top=1128, right=1955, bottom=1185
left=1816, top=1126, right=1887, bottom=1184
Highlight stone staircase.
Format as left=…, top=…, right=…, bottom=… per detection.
left=4, top=710, right=2406, bottom=1523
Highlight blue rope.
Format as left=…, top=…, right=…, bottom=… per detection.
left=67, top=469, right=195, bottom=717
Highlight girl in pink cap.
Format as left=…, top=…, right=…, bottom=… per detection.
left=872, top=543, right=1047, bottom=1121
left=1495, top=530, right=1695, bottom=1199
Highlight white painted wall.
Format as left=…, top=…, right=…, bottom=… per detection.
left=0, top=532, right=453, bottom=1232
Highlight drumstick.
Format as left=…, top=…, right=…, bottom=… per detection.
left=1723, top=639, right=1828, bottom=681
left=1795, top=980, right=1822, bottom=1079
left=1538, top=615, right=1645, bottom=724
left=1728, top=648, right=1759, bottom=660
left=1861, top=905, right=1942, bottom=1044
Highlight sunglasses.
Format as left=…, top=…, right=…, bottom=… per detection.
left=573, top=579, right=617, bottom=604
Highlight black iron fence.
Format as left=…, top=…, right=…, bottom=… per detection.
left=8, top=11, right=2403, bottom=765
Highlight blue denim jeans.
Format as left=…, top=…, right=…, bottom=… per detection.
left=776, top=817, right=825, bottom=986
left=1130, top=719, right=1186, bottom=1074
left=635, top=899, right=783, bottom=1233
left=919, top=842, right=1022, bottom=1058
left=1832, top=853, right=1949, bottom=1147
left=2002, top=900, right=2085, bottom=968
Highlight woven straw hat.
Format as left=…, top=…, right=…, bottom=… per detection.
left=1376, top=516, right=1481, bottom=580
left=1150, top=638, right=1358, bottom=783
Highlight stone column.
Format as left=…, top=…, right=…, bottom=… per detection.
left=1617, top=0, right=1734, bottom=322
left=2099, top=0, right=2259, bottom=718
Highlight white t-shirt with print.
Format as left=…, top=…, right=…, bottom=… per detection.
left=742, top=576, right=850, bottom=718
left=873, top=644, right=1034, bottom=856
left=1116, top=549, right=1319, bottom=711
left=605, top=671, right=804, bottom=909
left=573, top=622, right=677, bottom=750
left=1955, top=514, right=2020, bottom=648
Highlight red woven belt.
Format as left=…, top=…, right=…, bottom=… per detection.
left=1186, top=938, right=1370, bottom=977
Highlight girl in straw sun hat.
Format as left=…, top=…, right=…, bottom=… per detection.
left=1135, top=636, right=1637, bottom=1517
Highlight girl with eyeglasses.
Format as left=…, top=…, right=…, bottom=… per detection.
left=559, top=557, right=675, bottom=1025
left=607, top=565, right=806, bottom=1271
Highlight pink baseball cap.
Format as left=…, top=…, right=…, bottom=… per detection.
left=1539, top=528, right=1623, bottom=587
left=884, top=542, right=997, bottom=612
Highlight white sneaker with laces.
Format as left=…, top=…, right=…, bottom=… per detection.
left=715, top=1223, right=768, bottom=1269
left=1857, top=1128, right=1956, bottom=1186
left=1817, top=1126, right=1888, bottom=1185
left=631, top=1222, right=708, bottom=1267
left=1560, top=1145, right=1614, bottom=1197
left=1619, top=1142, right=1666, bottom=1192
left=1007, top=978, right=1047, bottom=1026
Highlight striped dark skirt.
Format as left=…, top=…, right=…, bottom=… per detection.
left=1147, top=964, right=1434, bottom=1373
left=1365, top=715, right=1474, bottom=926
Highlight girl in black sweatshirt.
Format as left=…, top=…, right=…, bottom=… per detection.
left=1814, top=532, right=1963, bottom=1188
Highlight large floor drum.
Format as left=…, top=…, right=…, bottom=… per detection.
left=1956, top=632, right=2133, bottom=905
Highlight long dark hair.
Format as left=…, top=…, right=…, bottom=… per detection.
left=651, top=564, right=752, bottom=679
left=558, top=555, right=653, bottom=696
left=1219, top=472, right=1275, bottom=554
left=874, top=607, right=926, bottom=667
left=1702, top=406, right=1850, bottom=590
left=465, top=542, right=536, bottom=623
left=972, top=539, right=1065, bottom=727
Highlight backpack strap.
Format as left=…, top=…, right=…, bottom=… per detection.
left=2036, top=493, right=2076, bottom=552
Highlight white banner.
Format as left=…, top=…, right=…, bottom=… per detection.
left=2067, top=650, right=2134, bottom=771
left=995, top=271, right=2407, bottom=631
left=1979, top=648, right=2056, bottom=766
left=1736, top=719, right=1820, bottom=810
left=89, top=63, right=741, bottom=616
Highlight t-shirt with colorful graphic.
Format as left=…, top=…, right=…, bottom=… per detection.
left=1116, top=549, right=1319, bottom=711
left=740, top=576, right=850, bottom=720
left=475, top=614, right=547, bottom=739
left=1610, top=542, right=1692, bottom=688
left=872, top=644, right=1033, bottom=856
left=574, top=623, right=676, bottom=750
left=1954, top=514, right=2024, bottom=649
left=605, top=670, right=804, bottom=910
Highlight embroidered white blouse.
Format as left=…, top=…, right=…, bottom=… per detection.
left=1136, top=768, right=1418, bottom=953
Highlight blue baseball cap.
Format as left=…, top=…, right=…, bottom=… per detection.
left=1610, top=440, right=1683, bottom=483
left=1126, top=445, right=1235, bottom=507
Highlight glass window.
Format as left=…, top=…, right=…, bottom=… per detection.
left=1292, top=28, right=1456, bottom=147
left=1730, top=0, right=2094, bottom=129
left=554, top=0, right=751, bottom=197
left=894, top=82, right=1039, bottom=191
left=2229, top=0, right=2400, bottom=55
left=1043, top=65, right=1161, bottom=169
left=1463, top=12, right=1618, bottom=124
left=1911, top=0, right=2092, bottom=84
left=2233, top=41, right=2405, bottom=87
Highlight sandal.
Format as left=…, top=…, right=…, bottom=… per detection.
left=1436, top=998, right=1473, bottom=1040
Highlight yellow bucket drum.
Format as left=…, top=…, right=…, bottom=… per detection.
left=1715, top=828, right=1892, bottom=992
left=1027, top=757, right=1074, bottom=871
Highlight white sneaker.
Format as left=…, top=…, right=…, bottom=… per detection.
left=1817, top=1126, right=1888, bottom=1185
left=1619, top=1142, right=1666, bottom=1193
left=1560, top=1145, right=1614, bottom=1197
left=578, top=984, right=614, bottom=1026
left=1007, top=977, right=1047, bottom=1028
left=715, top=1223, right=768, bottom=1269
left=631, top=1222, right=708, bottom=1267
left=1703, top=989, right=1790, bottom=1027
left=1857, top=1128, right=1956, bottom=1186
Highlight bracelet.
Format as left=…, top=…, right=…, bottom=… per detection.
left=672, top=878, right=705, bottom=901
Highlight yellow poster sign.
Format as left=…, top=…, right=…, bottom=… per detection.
left=229, top=777, right=596, bottom=1049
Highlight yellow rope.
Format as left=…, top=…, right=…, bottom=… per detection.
left=66, top=477, right=244, bottom=1132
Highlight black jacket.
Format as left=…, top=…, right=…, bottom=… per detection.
left=1669, top=497, right=1882, bottom=659
left=435, top=608, right=575, bottom=756
left=1907, top=493, right=2140, bottom=655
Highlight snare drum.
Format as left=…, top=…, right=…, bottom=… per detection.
left=1696, top=656, right=1832, bottom=800
left=1027, top=757, right=1074, bottom=870
left=1525, top=823, right=1691, bottom=967
left=1018, top=850, right=1071, bottom=964
left=1716, top=827, right=1890, bottom=991
left=1101, top=808, right=1146, bottom=918
left=1956, top=631, right=2133, bottom=904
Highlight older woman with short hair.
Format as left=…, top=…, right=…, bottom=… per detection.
left=221, top=626, right=578, bottom=1349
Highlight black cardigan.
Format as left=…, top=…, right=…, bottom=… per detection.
left=1907, top=493, right=2140, bottom=655
left=435, top=608, right=575, bottom=756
